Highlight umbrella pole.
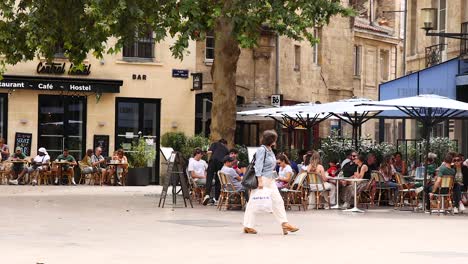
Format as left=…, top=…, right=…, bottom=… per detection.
left=422, top=122, right=431, bottom=212
left=307, top=126, right=313, bottom=150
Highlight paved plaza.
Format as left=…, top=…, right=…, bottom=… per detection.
left=1, top=185, right=468, bottom=264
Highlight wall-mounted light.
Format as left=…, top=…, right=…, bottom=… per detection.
left=19, top=119, right=28, bottom=124
left=421, top=8, right=468, bottom=40
left=171, top=121, right=178, bottom=128
left=98, top=121, right=106, bottom=127
left=100, top=59, right=105, bottom=65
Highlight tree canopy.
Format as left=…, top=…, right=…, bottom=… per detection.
left=0, top=0, right=353, bottom=65
left=0, top=0, right=354, bottom=144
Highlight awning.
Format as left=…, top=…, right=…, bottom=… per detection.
left=0, top=74, right=123, bottom=93
left=378, top=58, right=468, bottom=117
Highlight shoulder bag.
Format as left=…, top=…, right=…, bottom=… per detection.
left=241, top=147, right=267, bottom=189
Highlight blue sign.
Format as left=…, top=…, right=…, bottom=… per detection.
left=172, top=69, right=189, bottom=78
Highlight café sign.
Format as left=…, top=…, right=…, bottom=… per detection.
left=37, top=62, right=91, bottom=76
left=0, top=74, right=122, bottom=93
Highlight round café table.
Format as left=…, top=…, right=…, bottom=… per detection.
left=107, top=161, right=127, bottom=185
left=343, top=178, right=368, bottom=213
left=53, top=160, right=71, bottom=184
left=326, top=176, right=346, bottom=209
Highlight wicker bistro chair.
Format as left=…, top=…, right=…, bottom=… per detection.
left=78, top=161, right=96, bottom=185
left=51, top=161, right=75, bottom=185
left=186, top=168, right=206, bottom=204
left=394, top=173, right=419, bottom=210
left=217, top=171, right=245, bottom=211
left=373, top=171, right=395, bottom=206
left=37, top=161, right=52, bottom=185
left=356, top=177, right=375, bottom=209
left=0, top=161, right=12, bottom=185
left=431, top=175, right=455, bottom=215
left=280, top=172, right=308, bottom=211
left=307, top=172, right=331, bottom=209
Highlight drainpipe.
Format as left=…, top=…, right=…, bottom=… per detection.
left=275, top=33, right=284, bottom=152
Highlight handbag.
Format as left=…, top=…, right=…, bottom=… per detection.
left=241, top=147, right=267, bottom=189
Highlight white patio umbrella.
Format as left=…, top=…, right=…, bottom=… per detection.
left=277, top=98, right=397, bottom=150
left=238, top=103, right=332, bottom=149
left=358, top=94, right=468, bottom=211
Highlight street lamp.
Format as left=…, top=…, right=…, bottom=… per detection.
left=421, top=8, right=468, bottom=40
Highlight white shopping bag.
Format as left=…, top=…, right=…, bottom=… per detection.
left=249, top=189, right=273, bottom=213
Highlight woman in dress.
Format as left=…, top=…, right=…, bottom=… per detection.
left=243, top=130, right=299, bottom=235
left=275, top=154, right=293, bottom=189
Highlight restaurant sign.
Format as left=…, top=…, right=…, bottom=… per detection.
left=0, top=75, right=122, bottom=93
left=36, top=62, right=91, bottom=76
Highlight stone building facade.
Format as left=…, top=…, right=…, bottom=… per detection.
left=195, top=0, right=404, bottom=148
left=0, top=37, right=197, bottom=184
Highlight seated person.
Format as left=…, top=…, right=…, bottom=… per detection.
left=188, top=148, right=208, bottom=185
left=327, top=158, right=339, bottom=177
left=378, top=155, right=399, bottom=204
left=341, top=155, right=370, bottom=209
left=221, top=155, right=244, bottom=191
left=91, top=147, right=108, bottom=184
left=16, top=147, right=50, bottom=186
left=426, top=154, right=455, bottom=211
left=107, top=149, right=128, bottom=185
left=341, top=151, right=358, bottom=178
left=8, top=147, right=27, bottom=185
left=308, top=151, right=336, bottom=207
left=80, top=149, right=95, bottom=174
left=276, top=154, right=293, bottom=189
left=0, top=138, right=10, bottom=162
left=55, top=148, right=77, bottom=185
left=393, top=152, right=407, bottom=176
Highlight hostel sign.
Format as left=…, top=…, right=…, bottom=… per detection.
left=0, top=75, right=122, bottom=93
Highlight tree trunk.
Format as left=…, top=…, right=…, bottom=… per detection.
left=210, top=12, right=241, bottom=146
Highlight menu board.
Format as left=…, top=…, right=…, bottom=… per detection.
left=14, top=132, right=32, bottom=156
left=93, top=135, right=109, bottom=157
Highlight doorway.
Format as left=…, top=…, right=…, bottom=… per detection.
left=0, top=93, right=7, bottom=141
left=115, top=98, right=161, bottom=184
left=38, top=95, right=87, bottom=160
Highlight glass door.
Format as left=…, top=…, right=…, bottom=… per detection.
left=0, top=94, right=7, bottom=140
left=115, top=98, right=161, bottom=183
left=38, top=95, right=86, bottom=160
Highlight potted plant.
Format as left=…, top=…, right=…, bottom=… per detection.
left=127, top=137, right=156, bottom=186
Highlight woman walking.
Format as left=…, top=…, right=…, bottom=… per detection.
left=243, top=130, right=299, bottom=235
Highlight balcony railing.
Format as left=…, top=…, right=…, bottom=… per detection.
left=461, top=22, right=468, bottom=57
left=425, top=44, right=448, bottom=68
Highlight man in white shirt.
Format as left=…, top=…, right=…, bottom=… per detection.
left=188, top=148, right=208, bottom=185
left=10, top=147, right=50, bottom=186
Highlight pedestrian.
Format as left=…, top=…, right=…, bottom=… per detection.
left=243, top=130, right=299, bottom=235
left=203, top=138, right=229, bottom=205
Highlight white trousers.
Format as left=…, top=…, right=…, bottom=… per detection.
left=243, top=177, right=288, bottom=228
left=309, top=182, right=336, bottom=205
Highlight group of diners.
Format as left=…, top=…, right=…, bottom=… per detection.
left=0, top=138, right=129, bottom=186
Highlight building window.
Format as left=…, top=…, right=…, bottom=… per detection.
left=54, top=42, right=66, bottom=58
left=312, top=28, right=319, bottom=65
left=438, top=0, right=447, bottom=51
left=123, top=30, right=155, bottom=60
left=380, top=49, right=390, bottom=81
left=294, top=45, right=301, bottom=71
left=354, top=45, right=362, bottom=76
left=205, top=32, right=215, bottom=61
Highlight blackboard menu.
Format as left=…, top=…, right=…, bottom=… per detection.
left=93, top=135, right=109, bottom=157
left=14, top=132, right=32, bottom=156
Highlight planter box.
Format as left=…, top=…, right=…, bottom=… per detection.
left=126, top=167, right=150, bottom=186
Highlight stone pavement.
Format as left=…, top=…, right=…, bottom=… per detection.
left=1, top=185, right=468, bottom=264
